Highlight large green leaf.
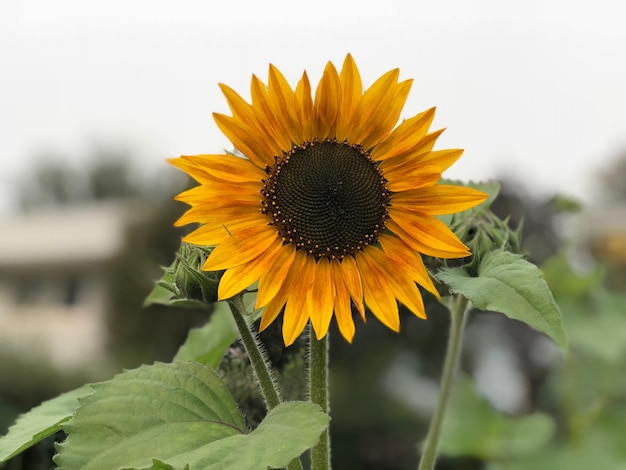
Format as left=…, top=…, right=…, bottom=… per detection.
left=0, top=385, right=91, bottom=462
left=174, top=302, right=239, bottom=367
left=55, top=362, right=328, bottom=470
left=132, top=402, right=329, bottom=470
left=440, top=377, right=555, bottom=459
left=55, top=362, right=245, bottom=469
left=437, top=249, right=567, bottom=349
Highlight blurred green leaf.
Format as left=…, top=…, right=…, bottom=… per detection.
left=0, top=385, right=91, bottom=462
left=174, top=302, right=239, bottom=367
left=488, top=406, right=626, bottom=470
left=438, top=249, right=567, bottom=349
left=440, top=377, right=555, bottom=459
left=542, top=255, right=626, bottom=362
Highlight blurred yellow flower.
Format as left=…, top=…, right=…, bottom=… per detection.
left=171, top=54, right=487, bottom=345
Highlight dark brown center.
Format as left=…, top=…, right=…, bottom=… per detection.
left=261, top=139, right=390, bottom=259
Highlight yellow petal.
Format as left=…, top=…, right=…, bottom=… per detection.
left=380, top=128, right=446, bottom=172
left=250, top=75, right=292, bottom=152
left=371, top=107, right=436, bottom=161
left=268, top=64, right=303, bottom=144
left=295, top=71, right=314, bottom=142
left=338, top=254, right=365, bottom=320
left=391, top=185, right=488, bottom=215
left=356, top=250, right=400, bottom=331
left=378, top=234, right=439, bottom=298
left=173, top=180, right=261, bottom=206
left=181, top=212, right=267, bottom=245
left=213, top=113, right=278, bottom=168
left=282, top=254, right=317, bottom=346
left=177, top=154, right=265, bottom=182
left=218, top=237, right=284, bottom=300
left=349, top=69, right=404, bottom=148
left=218, top=83, right=258, bottom=128
left=314, top=62, right=341, bottom=140
left=364, top=245, right=426, bottom=319
left=308, top=258, right=335, bottom=340
left=387, top=215, right=471, bottom=259
left=204, top=224, right=279, bottom=270
left=332, top=266, right=356, bottom=342
left=259, top=249, right=308, bottom=331
left=256, top=242, right=297, bottom=308
left=336, top=53, right=362, bottom=142
left=385, top=165, right=441, bottom=192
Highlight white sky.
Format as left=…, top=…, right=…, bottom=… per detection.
left=2, top=0, right=626, bottom=213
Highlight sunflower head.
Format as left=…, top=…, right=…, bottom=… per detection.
left=170, top=54, right=488, bottom=346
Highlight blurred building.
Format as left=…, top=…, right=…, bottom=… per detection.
left=0, top=202, right=143, bottom=372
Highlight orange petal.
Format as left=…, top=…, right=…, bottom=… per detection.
left=391, top=185, right=488, bottom=215
left=380, top=128, right=446, bottom=172
left=204, top=224, right=279, bottom=270
left=314, top=62, right=341, bottom=140
left=371, top=107, right=436, bottom=161
left=333, top=268, right=356, bottom=342
left=356, top=249, right=400, bottom=331
left=295, top=71, right=314, bottom=142
left=213, top=113, right=278, bottom=168
left=250, top=75, right=292, bottom=152
left=378, top=234, right=439, bottom=298
left=218, top=237, right=284, bottom=300
left=259, top=249, right=308, bottom=331
left=336, top=53, right=362, bottom=142
left=386, top=215, right=471, bottom=259
left=177, top=154, right=265, bottom=182
left=268, top=64, right=303, bottom=144
left=256, top=242, right=297, bottom=308
left=385, top=165, right=441, bottom=192
left=338, top=254, right=365, bottom=320
left=308, top=258, right=335, bottom=340
left=364, top=245, right=426, bottom=319
left=282, top=254, right=317, bottom=346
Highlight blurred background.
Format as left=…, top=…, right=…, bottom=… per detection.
left=1, top=1, right=626, bottom=469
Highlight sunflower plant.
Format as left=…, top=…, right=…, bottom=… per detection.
left=0, top=55, right=566, bottom=470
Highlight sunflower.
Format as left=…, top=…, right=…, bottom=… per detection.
left=170, top=54, right=487, bottom=346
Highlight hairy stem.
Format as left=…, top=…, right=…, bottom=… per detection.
left=418, top=295, right=469, bottom=470
left=309, top=331, right=330, bottom=470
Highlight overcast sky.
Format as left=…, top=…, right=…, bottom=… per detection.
left=2, top=0, right=625, bottom=213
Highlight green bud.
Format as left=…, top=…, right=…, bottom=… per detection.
left=448, top=210, right=522, bottom=276
left=172, top=243, right=222, bottom=303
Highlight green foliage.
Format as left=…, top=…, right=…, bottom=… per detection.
left=437, top=249, right=567, bottom=349
left=54, top=362, right=328, bottom=470
left=173, top=302, right=239, bottom=367
left=0, top=385, right=91, bottom=463
left=439, top=377, right=555, bottom=459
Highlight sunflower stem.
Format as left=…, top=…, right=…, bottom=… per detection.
left=309, top=330, right=331, bottom=470
left=227, top=297, right=303, bottom=470
left=418, top=294, right=469, bottom=470
left=227, top=296, right=283, bottom=411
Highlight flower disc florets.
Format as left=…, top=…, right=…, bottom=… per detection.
left=261, top=138, right=390, bottom=260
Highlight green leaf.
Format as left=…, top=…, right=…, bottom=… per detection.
left=440, top=376, right=555, bottom=459
left=174, top=302, right=239, bottom=367
left=55, top=362, right=245, bottom=470
left=0, top=385, right=91, bottom=462
left=55, top=363, right=328, bottom=470
left=134, top=402, right=329, bottom=470
left=437, top=249, right=567, bottom=349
